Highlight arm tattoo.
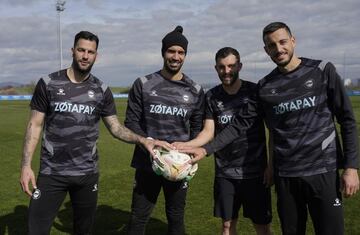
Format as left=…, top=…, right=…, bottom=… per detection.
left=21, top=110, right=44, bottom=168
left=21, top=123, right=33, bottom=167
left=105, top=116, right=142, bottom=144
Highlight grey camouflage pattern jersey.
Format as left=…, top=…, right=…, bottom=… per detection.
left=30, top=69, right=116, bottom=176
left=205, top=81, right=267, bottom=179
left=125, top=71, right=205, bottom=170
left=205, top=58, right=359, bottom=177
left=258, top=58, right=359, bottom=177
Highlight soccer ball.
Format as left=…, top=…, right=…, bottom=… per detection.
left=152, top=149, right=198, bottom=181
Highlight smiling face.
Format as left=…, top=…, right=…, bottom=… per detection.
left=263, top=27, right=296, bottom=68
left=215, top=54, right=242, bottom=87
left=71, top=38, right=97, bottom=74
left=162, top=45, right=186, bottom=75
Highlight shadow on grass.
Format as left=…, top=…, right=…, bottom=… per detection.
left=0, top=205, right=28, bottom=235
left=54, top=201, right=169, bottom=235
left=0, top=203, right=170, bottom=235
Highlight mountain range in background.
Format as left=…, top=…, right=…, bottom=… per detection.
left=0, top=82, right=25, bottom=88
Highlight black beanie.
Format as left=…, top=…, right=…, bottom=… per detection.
left=161, top=26, right=188, bottom=56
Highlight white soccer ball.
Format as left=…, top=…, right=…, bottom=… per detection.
left=152, top=149, right=198, bottom=182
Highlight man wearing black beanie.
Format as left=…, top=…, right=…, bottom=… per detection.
left=161, top=26, right=188, bottom=56
left=125, top=26, right=205, bottom=235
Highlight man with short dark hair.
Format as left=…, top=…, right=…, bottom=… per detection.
left=174, top=47, right=272, bottom=235
left=184, top=22, right=359, bottom=234
left=260, top=21, right=359, bottom=235
left=20, top=31, right=168, bottom=235
left=125, top=26, right=205, bottom=235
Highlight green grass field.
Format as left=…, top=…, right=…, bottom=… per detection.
left=1, top=98, right=360, bottom=234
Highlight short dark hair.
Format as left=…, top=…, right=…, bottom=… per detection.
left=215, top=47, right=240, bottom=64
left=74, top=31, right=99, bottom=50
left=262, top=22, right=292, bottom=43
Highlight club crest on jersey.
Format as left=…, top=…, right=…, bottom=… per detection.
left=150, top=90, right=158, bottom=96
left=270, top=88, right=277, bottom=94
left=183, top=94, right=189, bottom=102
left=32, top=188, right=41, bottom=200
left=304, top=79, right=314, bottom=89
left=88, top=90, right=95, bottom=98
left=57, top=88, right=66, bottom=95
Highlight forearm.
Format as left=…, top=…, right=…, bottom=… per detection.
left=187, top=129, right=214, bottom=147
left=183, top=119, right=214, bottom=147
left=124, top=120, right=147, bottom=137
left=21, top=112, right=44, bottom=168
left=113, top=125, right=144, bottom=144
left=341, top=125, right=359, bottom=169
left=104, top=115, right=144, bottom=145
left=327, top=62, right=359, bottom=168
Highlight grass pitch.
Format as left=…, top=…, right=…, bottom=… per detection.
left=0, top=98, right=359, bottom=234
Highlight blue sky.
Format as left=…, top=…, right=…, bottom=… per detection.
left=1, top=0, right=360, bottom=86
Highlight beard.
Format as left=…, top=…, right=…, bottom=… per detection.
left=272, top=50, right=294, bottom=67
left=163, top=59, right=183, bottom=75
left=220, top=71, right=239, bottom=86
left=72, top=58, right=94, bottom=75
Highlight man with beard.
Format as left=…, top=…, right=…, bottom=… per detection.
left=173, top=47, right=272, bottom=235
left=20, top=31, right=169, bottom=235
left=125, top=26, right=205, bottom=235
left=183, top=22, right=360, bottom=235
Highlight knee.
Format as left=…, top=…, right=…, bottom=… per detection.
left=253, top=223, right=272, bottom=235
left=222, top=220, right=233, bottom=232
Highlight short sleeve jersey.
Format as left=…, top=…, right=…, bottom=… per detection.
left=30, top=69, right=116, bottom=176
left=125, top=71, right=205, bottom=170
left=205, top=81, right=267, bottom=179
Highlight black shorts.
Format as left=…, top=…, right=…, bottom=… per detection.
left=28, top=173, right=99, bottom=235
left=213, top=177, right=272, bottom=224
left=275, top=171, right=343, bottom=235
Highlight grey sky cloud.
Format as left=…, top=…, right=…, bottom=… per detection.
left=1, top=0, right=359, bottom=86
left=1, top=0, right=41, bottom=6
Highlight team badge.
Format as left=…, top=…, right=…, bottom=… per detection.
left=150, top=90, right=158, bottom=96
left=57, top=88, right=66, bottom=95
left=32, top=188, right=41, bottom=200
left=304, top=79, right=314, bottom=89
left=88, top=90, right=95, bottom=98
left=270, top=88, right=277, bottom=94
left=183, top=95, right=189, bottom=102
